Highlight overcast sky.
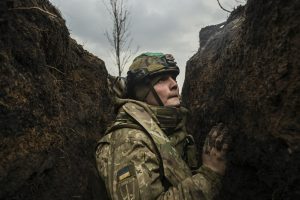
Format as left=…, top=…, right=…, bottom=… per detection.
left=49, top=0, right=245, bottom=91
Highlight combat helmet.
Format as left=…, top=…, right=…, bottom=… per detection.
left=127, top=52, right=180, bottom=106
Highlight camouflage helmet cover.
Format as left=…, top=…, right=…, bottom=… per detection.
left=127, top=52, right=180, bottom=100
left=128, top=52, right=179, bottom=76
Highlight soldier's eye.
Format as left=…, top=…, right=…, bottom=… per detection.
left=159, top=76, right=169, bottom=82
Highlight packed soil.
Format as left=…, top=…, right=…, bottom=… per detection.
left=182, top=0, right=300, bottom=199
left=0, top=0, right=113, bottom=199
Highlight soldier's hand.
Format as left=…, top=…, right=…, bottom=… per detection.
left=202, top=123, right=230, bottom=175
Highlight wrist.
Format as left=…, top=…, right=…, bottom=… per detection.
left=199, top=165, right=224, bottom=178
left=193, top=165, right=223, bottom=200
left=202, top=163, right=225, bottom=176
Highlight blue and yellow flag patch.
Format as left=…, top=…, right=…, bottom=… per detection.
left=117, top=165, right=135, bottom=181
left=116, top=164, right=139, bottom=199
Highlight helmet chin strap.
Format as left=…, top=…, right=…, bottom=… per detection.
left=142, top=77, right=164, bottom=106
left=149, top=82, right=164, bottom=106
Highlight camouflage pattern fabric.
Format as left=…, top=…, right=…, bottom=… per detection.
left=95, top=100, right=222, bottom=199
left=128, top=52, right=177, bottom=73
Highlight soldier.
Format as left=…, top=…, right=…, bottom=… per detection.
left=95, top=52, right=229, bottom=200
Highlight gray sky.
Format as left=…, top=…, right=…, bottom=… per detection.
left=49, top=0, right=245, bottom=91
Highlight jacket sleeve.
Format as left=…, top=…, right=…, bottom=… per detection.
left=95, top=129, right=222, bottom=200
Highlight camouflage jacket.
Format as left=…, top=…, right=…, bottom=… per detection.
left=95, top=100, right=221, bottom=200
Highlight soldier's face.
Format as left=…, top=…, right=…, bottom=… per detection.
left=146, top=75, right=180, bottom=107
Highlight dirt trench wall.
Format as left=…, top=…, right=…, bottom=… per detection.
left=182, top=0, right=299, bottom=199
left=0, top=0, right=113, bottom=199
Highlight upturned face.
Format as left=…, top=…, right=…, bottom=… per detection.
left=145, top=74, right=180, bottom=107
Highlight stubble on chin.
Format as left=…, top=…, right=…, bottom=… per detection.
left=165, top=97, right=180, bottom=107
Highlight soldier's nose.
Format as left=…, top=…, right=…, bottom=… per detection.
left=169, top=77, right=178, bottom=90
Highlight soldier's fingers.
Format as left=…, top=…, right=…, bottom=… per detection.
left=221, top=128, right=232, bottom=147
left=206, top=132, right=216, bottom=150
left=208, top=136, right=215, bottom=150
left=210, top=123, right=225, bottom=137
left=213, top=149, right=226, bottom=160
left=221, top=126, right=228, bottom=135
left=209, top=148, right=217, bottom=157
left=203, top=137, right=211, bottom=154
left=212, top=128, right=220, bottom=138
left=216, top=122, right=225, bottom=130
left=221, top=127, right=230, bottom=142
left=205, top=123, right=227, bottom=154
left=208, top=126, right=217, bottom=139
left=208, top=129, right=219, bottom=148
left=209, top=123, right=223, bottom=136
left=215, top=135, right=223, bottom=151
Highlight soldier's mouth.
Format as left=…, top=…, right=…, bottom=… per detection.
left=168, top=95, right=179, bottom=99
